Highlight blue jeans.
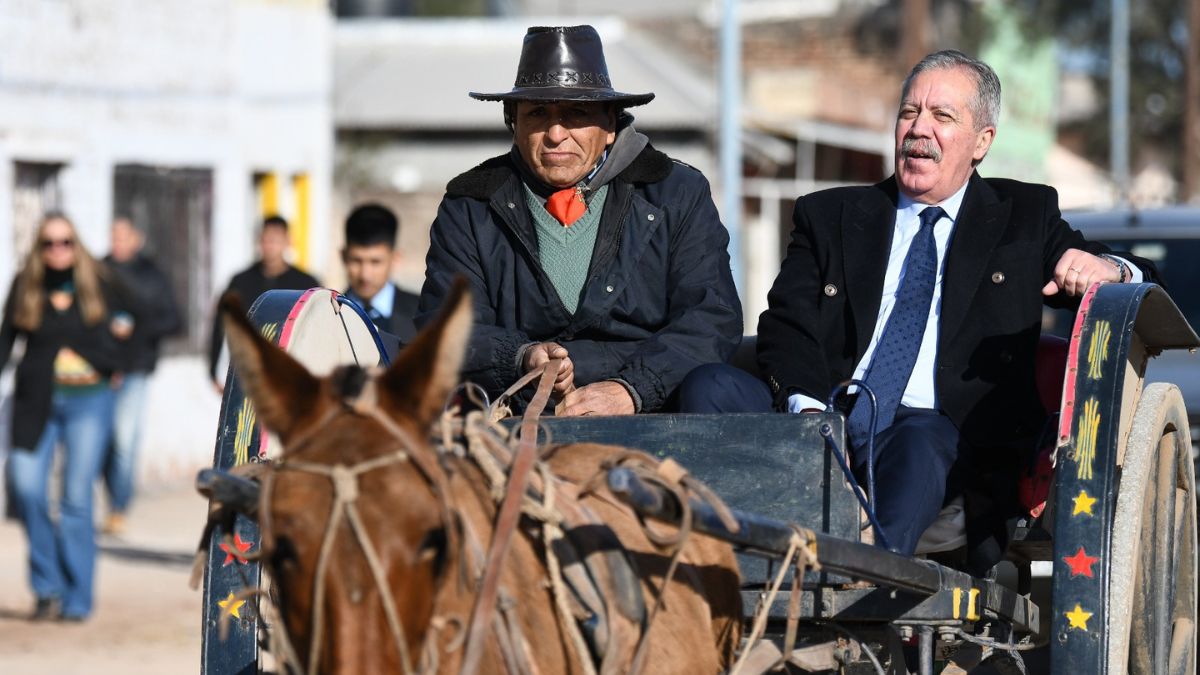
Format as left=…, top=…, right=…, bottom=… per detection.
left=8, top=387, right=114, bottom=618
left=104, top=372, right=149, bottom=513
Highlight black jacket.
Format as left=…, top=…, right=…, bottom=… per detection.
left=759, top=174, right=1160, bottom=572
left=347, top=283, right=419, bottom=346
left=208, top=262, right=319, bottom=380
left=0, top=272, right=139, bottom=450
left=757, top=173, right=1159, bottom=455
left=103, top=253, right=182, bottom=372
left=417, top=145, right=743, bottom=411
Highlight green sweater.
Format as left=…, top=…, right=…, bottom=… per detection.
left=524, top=184, right=609, bottom=314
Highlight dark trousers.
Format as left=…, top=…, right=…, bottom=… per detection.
left=677, top=363, right=964, bottom=556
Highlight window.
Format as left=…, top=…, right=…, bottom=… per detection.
left=112, top=165, right=214, bottom=354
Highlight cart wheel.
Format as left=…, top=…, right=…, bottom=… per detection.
left=1107, top=383, right=1197, bottom=673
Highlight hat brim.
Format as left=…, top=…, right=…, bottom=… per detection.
left=469, top=87, right=654, bottom=107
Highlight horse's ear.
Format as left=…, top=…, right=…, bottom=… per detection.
left=220, top=293, right=323, bottom=444
left=377, top=278, right=472, bottom=428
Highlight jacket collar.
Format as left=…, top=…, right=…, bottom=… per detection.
left=842, top=178, right=899, bottom=356
left=840, top=172, right=1010, bottom=354
left=445, top=144, right=673, bottom=200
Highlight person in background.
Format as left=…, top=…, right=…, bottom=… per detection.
left=342, top=203, right=418, bottom=349
left=1, top=212, right=137, bottom=621
left=100, top=216, right=182, bottom=534
left=207, top=215, right=318, bottom=393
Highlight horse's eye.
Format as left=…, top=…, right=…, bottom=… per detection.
left=418, top=527, right=448, bottom=577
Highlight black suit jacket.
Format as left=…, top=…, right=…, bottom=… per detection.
left=757, top=173, right=1158, bottom=457
left=347, top=283, right=420, bottom=347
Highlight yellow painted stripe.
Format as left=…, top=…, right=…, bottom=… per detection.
left=967, top=588, right=981, bottom=620
left=259, top=172, right=279, bottom=217
left=292, top=173, right=311, bottom=270
left=952, top=588, right=962, bottom=619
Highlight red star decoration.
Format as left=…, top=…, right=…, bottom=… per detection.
left=219, top=533, right=254, bottom=566
left=1063, top=546, right=1099, bottom=578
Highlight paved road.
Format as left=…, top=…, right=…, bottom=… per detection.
left=0, top=482, right=206, bottom=674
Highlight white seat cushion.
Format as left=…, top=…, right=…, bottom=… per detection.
left=914, top=495, right=967, bottom=554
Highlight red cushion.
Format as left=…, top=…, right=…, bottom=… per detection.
left=1019, top=334, right=1070, bottom=518
left=1035, top=334, right=1069, bottom=413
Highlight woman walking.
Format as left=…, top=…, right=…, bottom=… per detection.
left=1, top=212, right=135, bottom=621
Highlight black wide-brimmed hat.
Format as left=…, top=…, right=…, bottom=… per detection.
left=470, top=25, right=655, bottom=107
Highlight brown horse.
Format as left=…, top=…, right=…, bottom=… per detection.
left=221, top=279, right=742, bottom=674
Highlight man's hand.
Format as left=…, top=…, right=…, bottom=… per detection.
left=1042, top=248, right=1122, bottom=297
left=557, top=381, right=636, bottom=417
left=522, top=341, right=575, bottom=396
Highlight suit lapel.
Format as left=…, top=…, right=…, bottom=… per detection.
left=938, top=173, right=1011, bottom=347
left=843, top=180, right=898, bottom=357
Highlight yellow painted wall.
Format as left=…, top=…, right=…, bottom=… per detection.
left=258, top=172, right=279, bottom=217
left=292, top=173, right=310, bottom=270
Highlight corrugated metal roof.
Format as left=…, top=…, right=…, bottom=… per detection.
left=334, top=17, right=716, bottom=131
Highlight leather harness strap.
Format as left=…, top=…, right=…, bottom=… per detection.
left=460, top=358, right=563, bottom=675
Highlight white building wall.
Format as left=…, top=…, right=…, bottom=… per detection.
left=0, top=0, right=333, bottom=483
left=0, top=0, right=333, bottom=282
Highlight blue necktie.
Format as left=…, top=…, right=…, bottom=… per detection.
left=367, top=306, right=385, bottom=324
left=846, top=206, right=945, bottom=448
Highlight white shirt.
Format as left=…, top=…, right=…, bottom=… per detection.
left=787, top=182, right=1141, bottom=413
left=349, top=281, right=395, bottom=319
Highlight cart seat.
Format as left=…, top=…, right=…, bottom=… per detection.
left=916, top=335, right=1069, bottom=554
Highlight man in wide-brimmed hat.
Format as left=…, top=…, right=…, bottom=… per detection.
left=417, top=25, right=742, bottom=415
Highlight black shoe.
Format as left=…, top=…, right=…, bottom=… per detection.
left=58, top=613, right=87, bottom=623
left=31, top=596, right=61, bottom=621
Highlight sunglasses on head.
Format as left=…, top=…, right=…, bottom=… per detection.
left=40, top=238, right=73, bottom=250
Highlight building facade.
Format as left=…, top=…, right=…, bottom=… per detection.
left=0, top=0, right=333, bottom=352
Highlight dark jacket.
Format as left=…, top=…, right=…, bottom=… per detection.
left=0, top=272, right=139, bottom=450
left=347, top=283, right=419, bottom=346
left=758, top=174, right=1159, bottom=571
left=417, top=145, right=743, bottom=411
left=208, top=262, right=319, bottom=380
left=758, top=173, right=1159, bottom=455
left=103, top=253, right=182, bottom=373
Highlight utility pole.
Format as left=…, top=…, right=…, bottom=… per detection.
left=1111, top=0, right=1130, bottom=205
left=719, top=0, right=743, bottom=293
left=1185, top=0, right=1200, bottom=202
left=901, top=0, right=932, bottom=72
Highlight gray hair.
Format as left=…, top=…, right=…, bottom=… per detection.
left=901, top=50, right=1001, bottom=130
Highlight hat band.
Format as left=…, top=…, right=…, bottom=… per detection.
left=515, top=70, right=611, bottom=87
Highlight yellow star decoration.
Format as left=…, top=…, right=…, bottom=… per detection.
left=1072, top=490, right=1098, bottom=516
left=218, top=591, right=246, bottom=620
left=1065, top=603, right=1093, bottom=631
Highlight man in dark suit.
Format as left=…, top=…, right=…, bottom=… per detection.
left=342, top=203, right=419, bottom=350
left=680, top=50, right=1155, bottom=568
left=209, top=215, right=319, bottom=393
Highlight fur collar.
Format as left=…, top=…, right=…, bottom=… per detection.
left=445, top=145, right=674, bottom=200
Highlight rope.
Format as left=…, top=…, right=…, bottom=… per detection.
left=952, top=627, right=1035, bottom=675
left=539, top=461, right=600, bottom=675
left=290, top=456, right=418, bottom=675
left=460, top=358, right=563, bottom=675
left=728, top=526, right=820, bottom=675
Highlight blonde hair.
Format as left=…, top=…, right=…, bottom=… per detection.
left=12, top=213, right=109, bottom=331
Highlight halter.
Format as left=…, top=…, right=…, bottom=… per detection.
left=258, top=377, right=453, bottom=675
